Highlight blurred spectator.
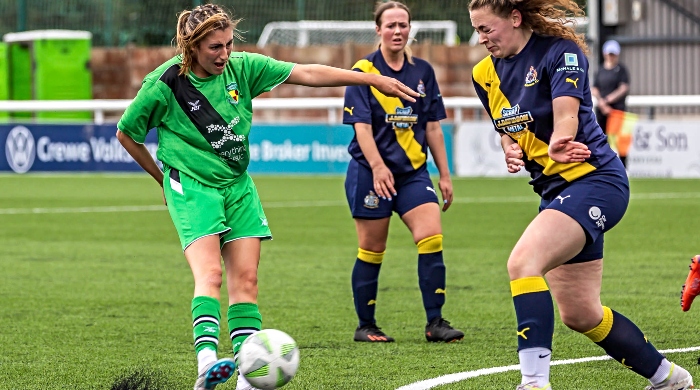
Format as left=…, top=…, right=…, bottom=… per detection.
left=592, top=40, right=630, bottom=167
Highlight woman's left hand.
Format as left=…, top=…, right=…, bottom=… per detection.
left=373, top=75, right=419, bottom=102
left=438, top=176, right=453, bottom=212
left=548, top=135, right=591, bottom=163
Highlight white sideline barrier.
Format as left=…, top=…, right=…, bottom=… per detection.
left=2, top=96, right=700, bottom=125
left=2, top=96, right=700, bottom=177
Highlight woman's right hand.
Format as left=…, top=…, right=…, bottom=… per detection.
left=504, top=143, right=525, bottom=173
left=372, top=74, right=419, bottom=102
left=372, top=163, right=396, bottom=200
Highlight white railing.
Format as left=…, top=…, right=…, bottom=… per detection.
left=1, top=95, right=700, bottom=125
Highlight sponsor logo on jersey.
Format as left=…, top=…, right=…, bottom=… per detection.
left=524, top=66, right=539, bottom=87
left=188, top=100, right=201, bottom=111
left=5, top=126, right=36, bottom=173
left=565, top=53, right=579, bottom=66
left=226, top=82, right=239, bottom=105
left=386, top=106, right=418, bottom=131
left=589, top=206, right=607, bottom=229
left=417, top=79, right=426, bottom=97
left=364, top=190, right=380, bottom=209
left=566, top=77, right=579, bottom=88
left=555, top=195, right=571, bottom=204
left=207, top=117, right=244, bottom=150
left=344, top=106, right=354, bottom=116
left=493, top=105, right=533, bottom=140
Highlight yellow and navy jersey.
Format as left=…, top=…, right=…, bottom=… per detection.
left=343, top=50, right=446, bottom=175
left=472, top=34, right=618, bottom=198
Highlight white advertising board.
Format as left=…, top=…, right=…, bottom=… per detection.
left=454, top=121, right=529, bottom=177
left=455, top=120, right=700, bottom=178
left=627, top=121, right=700, bottom=178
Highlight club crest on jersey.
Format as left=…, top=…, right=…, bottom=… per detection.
left=364, top=190, right=380, bottom=209
left=417, top=79, right=426, bottom=97
left=493, top=104, right=534, bottom=140
left=386, top=106, right=418, bottom=131
left=524, top=66, right=539, bottom=87
left=226, top=82, right=239, bottom=105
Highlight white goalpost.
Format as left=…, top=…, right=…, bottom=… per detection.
left=256, top=20, right=459, bottom=48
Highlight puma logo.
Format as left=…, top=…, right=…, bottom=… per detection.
left=566, top=77, right=579, bottom=88
left=435, top=288, right=446, bottom=295
left=517, top=327, right=530, bottom=339
left=367, top=299, right=376, bottom=306
left=555, top=195, right=571, bottom=204
left=344, top=106, right=354, bottom=115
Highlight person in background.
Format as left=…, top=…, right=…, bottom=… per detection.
left=469, top=0, right=693, bottom=389
left=592, top=39, right=630, bottom=167
left=342, top=0, right=464, bottom=344
left=116, top=4, right=417, bottom=390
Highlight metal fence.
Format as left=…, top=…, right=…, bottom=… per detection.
left=0, top=0, right=479, bottom=47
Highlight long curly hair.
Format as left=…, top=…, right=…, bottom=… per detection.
left=174, top=4, right=243, bottom=76
left=468, top=0, right=589, bottom=55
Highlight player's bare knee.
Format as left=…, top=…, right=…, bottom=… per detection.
left=201, top=272, right=223, bottom=290
left=507, top=255, right=541, bottom=279
left=559, top=307, right=602, bottom=333
left=235, top=270, right=259, bottom=290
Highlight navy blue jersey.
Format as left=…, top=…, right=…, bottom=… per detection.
left=344, top=50, right=447, bottom=175
left=472, top=34, right=618, bottom=198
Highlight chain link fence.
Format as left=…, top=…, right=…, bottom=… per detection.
left=0, top=0, right=475, bottom=47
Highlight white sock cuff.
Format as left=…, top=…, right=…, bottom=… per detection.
left=197, top=348, right=218, bottom=374
left=649, top=359, right=673, bottom=386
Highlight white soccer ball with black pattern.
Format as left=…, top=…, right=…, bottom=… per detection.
left=238, top=329, right=300, bottom=390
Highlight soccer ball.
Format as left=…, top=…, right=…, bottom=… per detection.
left=238, top=329, right=300, bottom=390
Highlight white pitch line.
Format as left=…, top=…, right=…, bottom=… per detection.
left=396, top=346, right=700, bottom=390
left=0, top=205, right=167, bottom=215
left=0, top=192, right=698, bottom=215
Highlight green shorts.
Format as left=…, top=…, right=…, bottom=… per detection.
left=163, top=168, right=272, bottom=251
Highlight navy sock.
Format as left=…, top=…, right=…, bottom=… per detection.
left=417, top=235, right=446, bottom=323
left=511, top=277, right=555, bottom=351
left=352, top=249, right=384, bottom=327
left=584, top=307, right=664, bottom=378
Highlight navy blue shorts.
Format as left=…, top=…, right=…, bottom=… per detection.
left=345, top=159, right=439, bottom=219
left=539, top=158, right=629, bottom=263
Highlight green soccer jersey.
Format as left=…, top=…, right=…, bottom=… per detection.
left=118, top=52, right=295, bottom=188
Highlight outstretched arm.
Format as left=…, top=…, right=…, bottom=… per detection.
left=286, top=64, right=418, bottom=102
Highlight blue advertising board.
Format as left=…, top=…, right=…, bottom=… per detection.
left=0, top=123, right=453, bottom=174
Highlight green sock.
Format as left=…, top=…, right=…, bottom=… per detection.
left=191, top=296, right=221, bottom=354
left=227, top=302, right=262, bottom=362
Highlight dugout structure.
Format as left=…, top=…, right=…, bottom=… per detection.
left=3, top=29, right=92, bottom=120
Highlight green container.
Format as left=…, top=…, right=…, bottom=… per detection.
left=4, top=30, right=92, bottom=120
left=0, top=43, right=8, bottom=119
